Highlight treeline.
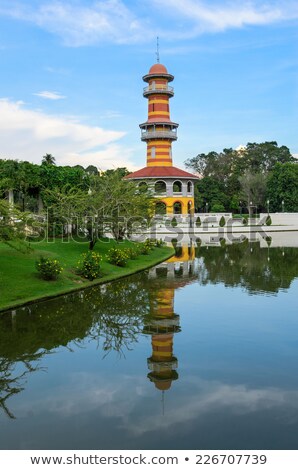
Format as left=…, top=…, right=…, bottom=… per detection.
left=0, top=155, right=151, bottom=247
left=185, top=141, right=298, bottom=213
left=0, top=154, right=129, bottom=213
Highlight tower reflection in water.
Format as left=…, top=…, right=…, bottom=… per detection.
left=143, top=244, right=197, bottom=396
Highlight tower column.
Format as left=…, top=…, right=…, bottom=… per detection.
left=140, top=64, right=178, bottom=168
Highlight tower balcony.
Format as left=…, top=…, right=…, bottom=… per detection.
left=141, top=129, right=178, bottom=141
left=143, top=85, right=174, bottom=97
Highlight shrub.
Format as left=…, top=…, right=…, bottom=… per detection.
left=126, top=247, right=138, bottom=259
left=171, top=217, right=178, bottom=227
left=211, top=203, right=225, bottom=212
left=196, top=216, right=201, bottom=227
left=145, top=238, right=155, bottom=249
left=154, top=238, right=165, bottom=248
left=77, top=251, right=102, bottom=280
left=219, top=216, right=226, bottom=227
left=107, top=247, right=129, bottom=267
left=265, top=215, right=272, bottom=226
left=36, top=256, right=63, bottom=280
left=242, top=217, right=248, bottom=225
left=138, top=241, right=151, bottom=255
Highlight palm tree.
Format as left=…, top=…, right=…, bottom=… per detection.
left=41, top=153, right=56, bottom=166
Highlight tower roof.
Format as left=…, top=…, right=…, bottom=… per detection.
left=143, top=63, right=174, bottom=83
left=149, top=63, right=168, bottom=74
left=124, top=166, right=200, bottom=180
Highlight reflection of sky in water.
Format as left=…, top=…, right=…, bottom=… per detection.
left=1, top=244, right=298, bottom=450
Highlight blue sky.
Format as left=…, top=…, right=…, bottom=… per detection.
left=0, top=0, right=297, bottom=170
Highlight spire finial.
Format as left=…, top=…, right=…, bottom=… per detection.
left=156, top=36, right=160, bottom=63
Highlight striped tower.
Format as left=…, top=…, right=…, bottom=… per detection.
left=140, top=64, right=178, bottom=168
left=125, top=62, right=199, bottom=216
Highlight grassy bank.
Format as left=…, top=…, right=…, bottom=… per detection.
left=0, top=238, right=174, bottom=312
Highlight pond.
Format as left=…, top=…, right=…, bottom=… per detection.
left=0, top=233, right=298, bottom=450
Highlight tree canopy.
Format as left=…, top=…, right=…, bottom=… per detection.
left=185, top=141, right=296, bottom=212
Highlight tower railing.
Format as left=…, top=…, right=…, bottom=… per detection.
left=141, top=130, right=178, bottom=141
left=143, top=85, right=174, bottom=96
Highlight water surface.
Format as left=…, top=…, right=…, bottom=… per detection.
left=0, top=236, right=298, bottom=450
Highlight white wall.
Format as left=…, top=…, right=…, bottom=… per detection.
left=259, top=213, right=298, bottom=226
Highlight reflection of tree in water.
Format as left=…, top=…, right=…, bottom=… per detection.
left=88, top=277, right=151, bottom=356
left=196, top=241, right=298, bottom=294
left=0, top=352, right=46, bottom=419
left=0, top=273, right=151, bottom=418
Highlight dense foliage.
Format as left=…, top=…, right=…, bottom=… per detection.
left=185, top=141, right=297, bottom=212
left=0, top=157, right=152, bottom=246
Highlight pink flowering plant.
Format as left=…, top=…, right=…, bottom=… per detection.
left=77, top=251, right=102, bottom=281
left=36, top=256, right=63, bottom=280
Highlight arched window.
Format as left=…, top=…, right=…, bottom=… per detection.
left=151, top=146, right=156, bottom=158
left=173, top=180, right=182, bottom=193
left=155, top=201, right=167, bottom=215
left=155, top=180, right=166, bottom=194
left=138, top=181, right=148, bottom=193
left=187, top=181, right=193, bottom=193
left=173, top=201, right=182, bottom=214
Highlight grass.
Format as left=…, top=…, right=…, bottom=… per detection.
left=0, top=238, right=174, bottom=312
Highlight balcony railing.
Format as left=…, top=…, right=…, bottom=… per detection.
left=141, top=130, right=178, bottom=141
left=143, top=85, right=174, bottom=96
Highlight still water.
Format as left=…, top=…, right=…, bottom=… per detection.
left=0, top=235, right=298, bottom=450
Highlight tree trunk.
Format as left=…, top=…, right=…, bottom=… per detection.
left=8, top=190, right=14, bottom=206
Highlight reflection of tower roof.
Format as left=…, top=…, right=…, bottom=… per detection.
left=147, top=371, right=179, bottom=390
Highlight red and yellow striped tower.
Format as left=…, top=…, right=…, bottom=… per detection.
left=126, top=62, right=199, bottom=216
left=140, top=64, right=178, bottom=168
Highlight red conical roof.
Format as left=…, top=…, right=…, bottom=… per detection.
left=149, top=63, right=168, bottom=74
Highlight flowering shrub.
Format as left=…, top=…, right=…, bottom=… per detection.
left=76, top=251, right=102, bottom=280
left=107, top=247, right=129, bottom=267
left=154, top=239, right=165, bottom=248
left=126, top=247, right=139, bottom=259
left=138, top=240, right=152, bottom=255
left=36, top=256, right=63, bottom=280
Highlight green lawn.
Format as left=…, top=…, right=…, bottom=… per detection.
left=0, top=238, right=174, bottom=311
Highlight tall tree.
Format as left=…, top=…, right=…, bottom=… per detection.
left=239, top=171, right=267, bottom=215
left=266, top=162, right=298, bottom=212
left=41, top=153, right=56, bottom=166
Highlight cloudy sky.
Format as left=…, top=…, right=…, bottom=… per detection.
left=0, top=0, right=297, bottom=170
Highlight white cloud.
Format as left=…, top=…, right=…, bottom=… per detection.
left=33, top=90, right=66, bottom=100
left=0, top=0, right=149, bottom=47
left=0, top=98, right=137, bottom=169
left=2, top=0, right=297, bottom=47
left=155, top=0, right=298, bottom=37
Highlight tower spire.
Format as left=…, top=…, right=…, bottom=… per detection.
left=156, top=36, right=160, bottom=63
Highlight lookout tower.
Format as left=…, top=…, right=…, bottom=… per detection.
left=125, top=62, right=199, bottom=216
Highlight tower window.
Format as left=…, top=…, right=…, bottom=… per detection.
left=151, top=147, right=156, bottom=158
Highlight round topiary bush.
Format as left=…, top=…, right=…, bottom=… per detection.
left=219, top=216, right=226, bottom=227
left=196, top=216, right=201, bottom=227
left=171, top=217, right=178, bottom=227
left=265, top=215, right=272, bottom=226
